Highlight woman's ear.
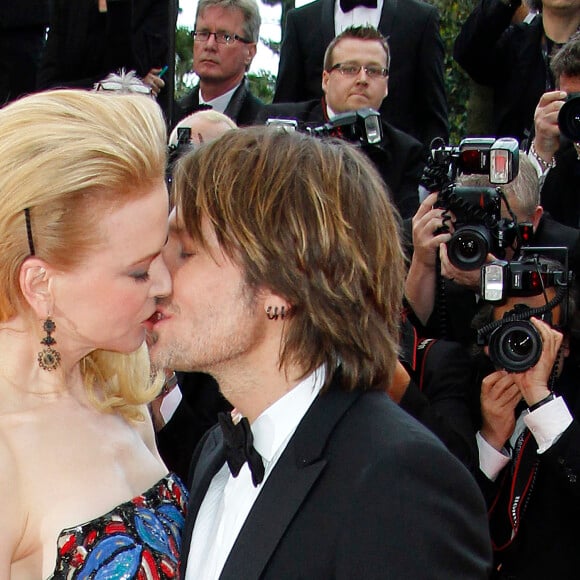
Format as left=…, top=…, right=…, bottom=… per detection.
left=19, top=257, right=53, bottom=316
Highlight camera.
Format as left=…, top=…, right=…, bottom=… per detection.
left=558, top=92, right=580, bottom=141
left=266, top=108, right=383, bottom=148
left=422, top=137, right=522, bottom=271
left=435, top=185, right=531, bottom=271
left=477, top=248, right=570, bottom=372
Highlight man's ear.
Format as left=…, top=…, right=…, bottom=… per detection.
left=245, top=43, right=257, bottom=67
left=322, top=70, right=330, bottom=95
left=532, top=205, right=544, bottom=231
left=19, top=257, right=53, bottom=316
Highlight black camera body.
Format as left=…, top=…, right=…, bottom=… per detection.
left=435, top=185, right=527, bottom=270
left=266, top=108, right=383, bottom=148
left=477, top=248, right=570, bottom=372
left=558, top=92, right=580, bottom=142
left=422, top=137, right=522, bottom=271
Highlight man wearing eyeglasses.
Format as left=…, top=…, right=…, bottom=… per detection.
left=260, top=26, right=427, bottom=220
left=173, top=0, right=264, bottom=128
left=273, top=0, right=448, bottom=148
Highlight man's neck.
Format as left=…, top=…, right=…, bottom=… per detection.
left=199, top=74, right=245, bottom=102
left=543, top=8, right=580, bottom=43
left=215, top=361, right=308, bottom=424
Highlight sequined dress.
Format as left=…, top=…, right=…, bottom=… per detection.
left=48, top=473, right=188, bottom=579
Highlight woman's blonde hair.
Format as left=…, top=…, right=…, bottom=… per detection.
left=0, top=89, right=168, bottom=420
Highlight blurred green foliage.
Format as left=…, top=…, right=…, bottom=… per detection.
left=427, top=0, right=477, bottom=143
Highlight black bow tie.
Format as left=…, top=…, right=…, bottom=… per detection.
left=218, top=411, right=265, bottom=487
left=339, top=0, right=377, bottom=13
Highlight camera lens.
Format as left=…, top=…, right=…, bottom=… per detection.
left=558, top=93, right=580, bottom=141
left=488, top=320, right=542, bottom=372
left=447, top=225, right=491, bottom=271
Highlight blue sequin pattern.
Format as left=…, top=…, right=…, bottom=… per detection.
left=49, top=474, right=188, bottom=579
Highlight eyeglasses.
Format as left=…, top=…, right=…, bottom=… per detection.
left=329, top=63, right=389, bottom=79
left=95, top=81, right=152, bottom=95
left=191, top=30, right=252, bottom=45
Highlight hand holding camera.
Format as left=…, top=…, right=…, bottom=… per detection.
left=509, top=317, right=563, bottom=406
left=532, top=90, right=567, bottom=164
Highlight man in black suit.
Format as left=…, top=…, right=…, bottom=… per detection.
left=262, top=26, right=426, bottom=219
left=148, top=125, right=492, bottom=579
left=454, top=0, right=580, bottom=145
left=173, top=0, right=263, bottom=127
left=273, top=0, right=448, bottom=147
left=529, top=32, right=580, bottom=228
left=38, top=0, right=171, bottom=108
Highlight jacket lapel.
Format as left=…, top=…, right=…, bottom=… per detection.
left=219, top=384, right=362, bottom=579
left=321, top=0, right=336, bottom=50
left=180, top=427, right=226, bottom=580
left=378, top=0, right=397, bottom=37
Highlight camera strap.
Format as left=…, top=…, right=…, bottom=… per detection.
left=488, top=428, right=540, bottom=552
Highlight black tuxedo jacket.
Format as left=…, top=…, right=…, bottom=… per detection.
left=454, top=2, right=547, bottom=144
left=260, top=99, right=426, bottom=219
left=173, top=77, right=264, bottom=128
left=180, top=377, right=492, bottom=579
left=38, top=0, right=170, bottom=90
left=273, top=0, right=448, bottom=147
left=540, top=141, right=580, bottom=229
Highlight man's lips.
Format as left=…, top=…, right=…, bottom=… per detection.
left=142, top=310, right=167, bottom=331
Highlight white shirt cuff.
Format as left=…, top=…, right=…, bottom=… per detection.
left=160, top=384, right=183, bottom=424
left=524, top=396, right=573, bottom=453
left=476, top=431, right=511, bottom=481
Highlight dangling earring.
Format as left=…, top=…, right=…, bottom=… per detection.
left=38, top=317, right=61, bottom=371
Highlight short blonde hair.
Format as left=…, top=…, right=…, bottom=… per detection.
left=0, top=89, right=168, bottom=420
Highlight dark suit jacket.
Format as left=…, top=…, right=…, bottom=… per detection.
left=540, top=141, right=580, bottom=229
left=273, top=0, right=448, bottom=148
left=38, top=0, right=170, bottom=90
left=173, top=77, right=264, bottom=128
left=180, top=375, right=492, bottom=579
left=260, top=99, right=426, bottom=219
left=156, top=372, right=232, bottom=482
left=454, top=2, right=547, bottom=144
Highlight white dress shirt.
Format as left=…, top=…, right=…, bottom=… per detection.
left=334, top=0, right=384, bottom=35
left=199, top=83, right=239, bottom=115
left=477, top=395, right=573, bottom=481
left=185, top=367, right=326, bottom=580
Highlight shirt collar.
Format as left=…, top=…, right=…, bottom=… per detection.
left=251, top=366, right=326, bottom=462
left=199, top=83, right=239, bottom=114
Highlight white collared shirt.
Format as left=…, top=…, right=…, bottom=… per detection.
left=199, top=83, right=239, bottom=114
left=477, top=395, right=573, bottom=481
left=334, top=0, right=384, bottom=35
left=184, top=367, right=326, bottom=580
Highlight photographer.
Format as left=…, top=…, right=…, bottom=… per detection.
left=471, top=263, right=580, bottom=579
left=454, top=0, right=580, bottom=144
left=531, top=33, right=580, bottom=228
left=405, top=153, right=580, bottom=343
left=259, top=25, right=427, bottom=220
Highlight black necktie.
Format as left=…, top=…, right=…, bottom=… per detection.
left=218, top=411, right=265, bottom=487
left=339, top=0, right=377, bottom=13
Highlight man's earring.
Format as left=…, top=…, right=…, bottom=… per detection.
left=38, top=317, right=61, bottom=371
left=266, top=306, right=289, bottom=320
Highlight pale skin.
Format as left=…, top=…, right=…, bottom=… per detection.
left=149, top=212, right=305, bottom=424
left=1, top=185, right=172, bottom=578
